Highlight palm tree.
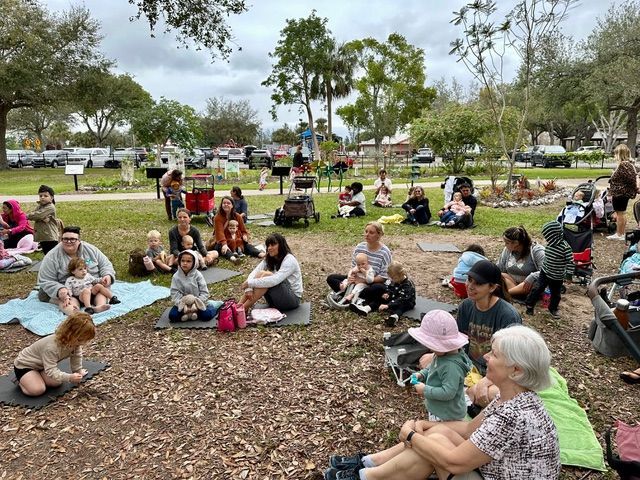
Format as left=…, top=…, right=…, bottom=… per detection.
left=311, top=40, right=356, bottom=143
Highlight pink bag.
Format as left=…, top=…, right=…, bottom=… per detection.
left=217, top=299, right=246, bottom=331
left=617, top=419, right=640, bottom=462
left=217, top=299, right=237, bottom=332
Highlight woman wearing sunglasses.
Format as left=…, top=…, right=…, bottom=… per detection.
left=37, top=226, right=116, bottom=315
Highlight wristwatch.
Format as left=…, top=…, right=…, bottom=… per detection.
left=406, top=430, right=416, bottom=444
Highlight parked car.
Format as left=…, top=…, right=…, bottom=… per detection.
left=105, top=148, right=144, bottom=168
left=227, top=147, right=244, bottom=163
left=184, top=148, right=206, bottom=169
left=575, top=145, right=603, bottom=153
left=218, top=147, right=230, bottom=160
left=415, top=147, right=435, bottom=164
left=198, top=147, right=214, bottom=161
left=530, top=145, right=570, bottom=168
left=243, top=145, right=257, bottom=163
left=249, top=149, right=272, bottom=169
left=463, top=144, right=484, bottom=161
left=507, top=146, right=535, bottom=163
left=62, top=147, right=82, bottom=154
left=68, top=147, right=110, bottom=168
left=7, top=149, right=36, bottom=168
left=33, top=150, right=68, bottom=168
left=274, top=148, right=289, bottom=161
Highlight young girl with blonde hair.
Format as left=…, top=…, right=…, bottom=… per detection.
left=13, top=312, right=96, bottom=396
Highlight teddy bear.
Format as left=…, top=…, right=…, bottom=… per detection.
left=177, top=294, right=206, bottom=321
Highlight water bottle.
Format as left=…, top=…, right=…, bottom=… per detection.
left=143, top=255, right=155, bottom=271
left=613, top=299, right=630, bottom=330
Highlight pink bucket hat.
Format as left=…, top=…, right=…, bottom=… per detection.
left=408, top=310, right=468, bottom=352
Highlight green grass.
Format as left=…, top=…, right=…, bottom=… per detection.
left=0, top=165, right=609, bottom=196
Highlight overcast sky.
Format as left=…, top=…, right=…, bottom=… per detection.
left=45, top=0, right=611, bottom=140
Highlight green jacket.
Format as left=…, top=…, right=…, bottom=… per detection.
left=418, top=350, right=472, bottom=421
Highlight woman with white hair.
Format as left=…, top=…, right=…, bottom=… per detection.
left=324, top=325, right=560, bottom=480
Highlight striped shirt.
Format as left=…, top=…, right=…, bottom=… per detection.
left=541, top=221, right=574, bottom=280
left=352, top=242, right=392, bottom=279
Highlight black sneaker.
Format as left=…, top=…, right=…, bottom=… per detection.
left=385, top=314, right=399, bottom=327
left=349, top=303, right=370, bottom=317
left=525, top=306, right=534, bottom=315
left=324, top=467, right=359, bottom=480
left=109, top=296, right=121, bottom=305
left=85, top=307, right=95, bottom=315
left=329, top=453, right=365, bottom=470
left=549, top=309, right=561, bottom=319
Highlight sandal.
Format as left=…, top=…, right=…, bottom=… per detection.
left=620, top=370, right=640, bottom=385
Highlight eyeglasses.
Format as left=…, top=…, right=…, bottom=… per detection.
left=61, top=237, right=79, bottom=243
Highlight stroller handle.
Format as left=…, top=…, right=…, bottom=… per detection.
left=590, top=272, right=640, bottom=364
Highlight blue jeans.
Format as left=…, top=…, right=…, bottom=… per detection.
left=169, top=304, right=216, bottom=322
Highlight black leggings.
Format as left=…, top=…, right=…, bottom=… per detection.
left=40, top=241, right=58, bottom=255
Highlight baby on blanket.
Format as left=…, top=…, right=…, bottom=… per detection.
left=0, top=239, right=32, bottom=270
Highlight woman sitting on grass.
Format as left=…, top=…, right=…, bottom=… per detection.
left=168, top=208, right=218, bottom=267
left=497, top=225, right=545, bottom=299
left=325, top=325, right=560, bottom=480
left=209, top=196, right=265, bottom=261
left=239, top=233, right=302, bottom=313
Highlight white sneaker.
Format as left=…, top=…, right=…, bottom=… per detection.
left=607, top=233, right=625, bottom=240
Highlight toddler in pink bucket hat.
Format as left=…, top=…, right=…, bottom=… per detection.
left=408, top=310, right=472, bottom=421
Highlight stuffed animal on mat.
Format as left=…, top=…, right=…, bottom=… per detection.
left=177, top=294, right=206, bottom=321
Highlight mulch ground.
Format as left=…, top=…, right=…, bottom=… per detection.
left=0, top=230, right=638, bottom=479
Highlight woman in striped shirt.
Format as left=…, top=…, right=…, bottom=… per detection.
left=326, top=221, right=392, bottom=316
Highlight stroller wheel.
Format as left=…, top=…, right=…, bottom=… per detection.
left=315, top=212, right=320, bottom=223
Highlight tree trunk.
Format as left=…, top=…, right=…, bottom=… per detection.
left=326, top=85, right=333, bottom=143
left=304, top=104, right=321, bottom=162
left=626, top=105, right=639, bottom=159
left=0, top=104, right=9, bottom=170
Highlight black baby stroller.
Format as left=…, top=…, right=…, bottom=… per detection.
left=274, top=176, right=320, bottom=227
left=593, top=175, right=617, bottom=233
left=558, top=181, right=597, bottom=284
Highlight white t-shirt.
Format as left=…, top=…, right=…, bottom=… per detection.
left=351, top=192, right=366, bottom=213
left=374, top=178, right=392, bottom=192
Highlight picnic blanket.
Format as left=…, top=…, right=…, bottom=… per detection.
left=539, top=368, right=606, bottom=471
left=0, top=280, right=170, bottom=336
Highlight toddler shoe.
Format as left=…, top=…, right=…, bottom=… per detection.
left=549, top=309, right=561, bottom=319
left=109, top=296, right=121, bottom=305
left=446, top=220, right=455, bottom=226
left=85, top=307, right=95, bottom=315
left=385, top=314, right=399, bottom=327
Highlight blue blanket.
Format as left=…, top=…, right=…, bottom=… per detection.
left=0, top=280, right=170, bottom=336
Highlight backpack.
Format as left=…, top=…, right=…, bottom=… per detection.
left=247, top=308, right=286, bottom=325
left=128, top=248, right=151, bottom=277
left=217, top=299, right=246, bottom=332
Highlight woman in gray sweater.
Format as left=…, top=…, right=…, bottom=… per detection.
left=240, top=233, right=302, bottom=312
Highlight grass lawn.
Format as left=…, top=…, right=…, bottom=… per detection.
left=0, top=180, right=634, bottom=479
left=0, top=165, right=612, bottom=197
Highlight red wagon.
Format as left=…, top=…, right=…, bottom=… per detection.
left=184, top=174, right=216, bottom=226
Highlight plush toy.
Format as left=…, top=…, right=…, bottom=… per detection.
left=177, top=294, right=206, bottom=321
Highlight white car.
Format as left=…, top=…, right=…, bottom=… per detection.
left=415, top=147, right=434, bottom=163
left=68, top=147, right=110, bottom=168
left=227, top=147, right=244, bottom=162
left=576, top=146, right=603, bottom=153
left=218, top=147, right=230, bottom=160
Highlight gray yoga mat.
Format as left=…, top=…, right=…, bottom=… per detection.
left=417, top=242, right=461, bottom=253
left=403, top=296, right=457, bottom=322
left=253, top=220, right=276, bottom=227
left=155, top=302, right=312, bottom=329
left=247, top=213, right=272, bottom=220
left=200, top=267, right=241, bottom=284
left=29, top=260, right=41, bottom=273
left=0, top=359, right=109, bottom=409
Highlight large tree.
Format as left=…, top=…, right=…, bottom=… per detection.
left=131, top=97, right=202, bottom=165
left=450, top=0, right=575, bottom=187
left=585, top=1, right=640, bottom=157
left=310, top=40, right=356, bottom=143
left=271, top=124, right=297, bottom=146
left=340, top=34, right=435, bottom=155
left=0, top=0, right=105, bottom=168
left=8, top=105, right=74, bottom=150
left=129, top=0, right=248, bottom=59
left=199, top=97, right=261, bottom=147
left=70, top=69, right=152, bottom=147
left=262, top=11, right=334, bottom=161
